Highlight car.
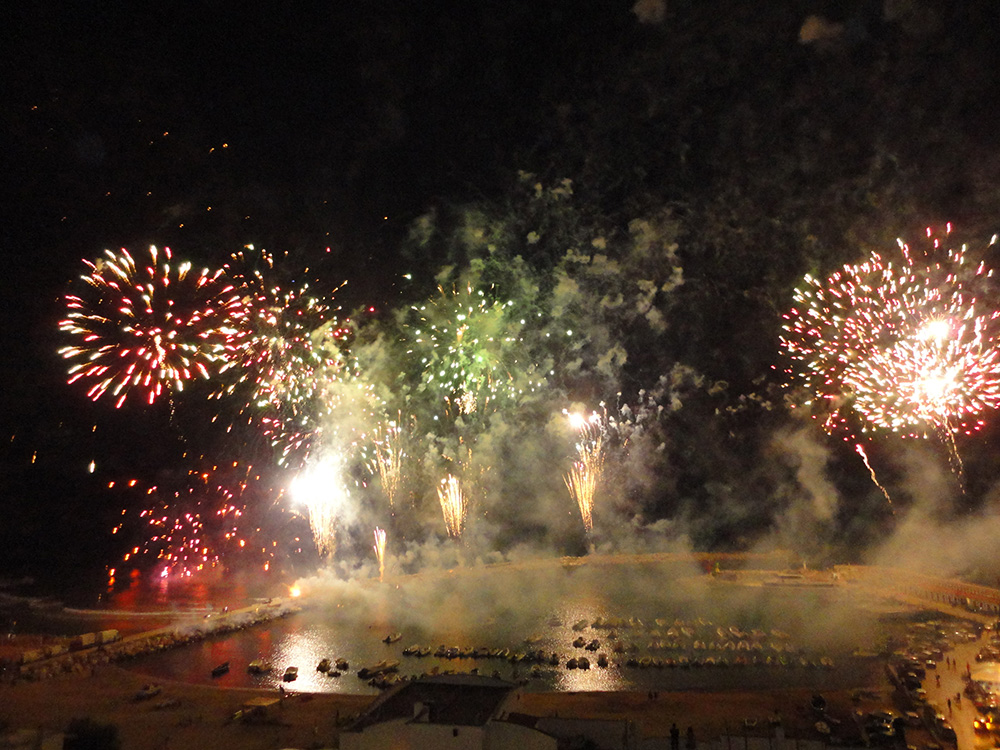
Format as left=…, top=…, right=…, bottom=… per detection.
left=973, top=714, right=998, bottom=733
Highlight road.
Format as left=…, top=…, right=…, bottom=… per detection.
left=923, top=631, right=993, bottom=750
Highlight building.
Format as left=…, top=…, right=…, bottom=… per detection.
left=339, top=674, right=556, bottom=750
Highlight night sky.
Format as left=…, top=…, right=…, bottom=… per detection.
left=4, top=0, right=1000, bottom=599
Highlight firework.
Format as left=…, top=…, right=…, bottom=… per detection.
left=369, top=418, right=405, bottom=507
left=406, top=283, right=545, bottom=419
left=373, top=527, right=386, bottom=581
left=855, top=443, right=893, bottom=511
left=437, top=474, right=467, bottom=538
left=215, top=247, right=353, bottom=463
left=563, top=437, right=604, bottom=534
left=108, top=461, right=280, bottom=579
left=59, top=246, right=243, bottom=408
left=291, top=455, right=352, bottom=558
left=781, top=226, right=1000, bottom=440
left=562, top=408, right=608, bottom=532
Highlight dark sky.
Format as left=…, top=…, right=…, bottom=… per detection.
left=5, top=0, right=1000, bottom=594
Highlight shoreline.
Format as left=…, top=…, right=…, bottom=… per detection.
left=1, top=560, right=992, bottom=748
left=0, top=661, right=890, bottom=750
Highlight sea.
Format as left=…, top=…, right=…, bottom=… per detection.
left=3, top=556, right=895, bottom=695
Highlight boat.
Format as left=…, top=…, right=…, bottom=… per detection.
left=211, top=662, right=230, bottom=678
left=317, top=658, right=331, bottom=673
left=283, top=666, right=299, bottom=682
left=133, top=683, right=162, bottom=701
left=335, top=658, right=349, bottom=671
left=247, top=659, right=272, bottom=674
left=383, top=632, right=402, bottom=644
left=358, top=659, right=400, bottom=679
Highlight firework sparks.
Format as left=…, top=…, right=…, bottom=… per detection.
left=437, top=474, right=467, bottom=538
left=291, top=456, right=352, bottom=558
left=406, top=283, right=545, bottom=419
left=781, top=226, right=1000, bottom=479
left=369, top=417, right=405, bottom=507
left=107, top=457, right=283, bottom=580
left=563, top=409, right=607, bottom=532
left=373, top=527, right=386, bottom=581
left=59, top=246, right=243, bottom=408
left=215, top=247, right=353, bottom=464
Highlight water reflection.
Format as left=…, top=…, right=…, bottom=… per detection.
left=124, top=561, right=883, bottom=695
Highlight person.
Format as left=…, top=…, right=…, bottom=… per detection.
left=686, top=725, right=696, bottom=750
left=670, top=723, right=680, bottom=750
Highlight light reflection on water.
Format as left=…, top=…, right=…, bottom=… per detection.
left=124, top=561, right=883, bottom=695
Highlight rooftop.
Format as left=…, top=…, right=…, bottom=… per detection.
left=344, top=674, right=518, bottom=732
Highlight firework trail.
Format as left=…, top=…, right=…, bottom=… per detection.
left=781, top=226, right=1000, bottom=485
left=854, top=444, right=893, bottom=512
left=369, top=417, right=404, bottom=507
left=437, top=474, right=467, bottom=538
left=59, top=246, right=243, bottom=408
left=373, top=527, right=386, bottom=581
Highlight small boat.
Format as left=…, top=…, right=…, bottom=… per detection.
left=211, top=662, right=230, bottom=678
left=133, top=683, right=162, bottom=701
left=597, top=653, right=609, bottom=668
left=317, top=658, right=331, bottom=673
left=335, top=658, right=349, bottom=671
left=572, top=636, right=586, bottom=648
left=247, top=659, right=272, bottom=674
left=283, top=666, right=299, bottom=682
left=383, top=632, right=402, bottom=644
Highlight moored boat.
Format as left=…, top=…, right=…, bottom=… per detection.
left=211, top=662, right=230, bottom=678
left=283, top=666, right=299, bottom=681
left=247, top=659, right=272, bottom=674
